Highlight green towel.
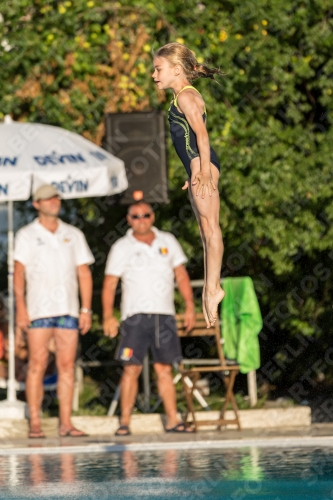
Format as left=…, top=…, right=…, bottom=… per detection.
left=221, top=277, right=262, bottom=374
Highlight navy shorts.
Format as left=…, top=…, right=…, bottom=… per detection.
left=29, top=315, right=79, bottom=330
left=116, top=314, right=182, bottom=366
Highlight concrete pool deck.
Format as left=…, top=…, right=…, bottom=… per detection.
left=0, top=406, right=311, bottom=439
left=1, top=426, right=333, bottom=455
left=1, top=422, right=333, bottom=455
left=1, top=406, right=331, bottom=455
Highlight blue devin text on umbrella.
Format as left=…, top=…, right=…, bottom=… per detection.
left=33, top=153, right=86, bottom=165
left=0, top=157, right=17, bottom=166
left=51, top=180, right=89, bottom=193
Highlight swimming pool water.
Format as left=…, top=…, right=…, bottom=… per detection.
left=1, top=447, right=333, bottom=499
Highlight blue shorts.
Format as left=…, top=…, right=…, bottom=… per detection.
left=29, top=315, right=78, bottom=330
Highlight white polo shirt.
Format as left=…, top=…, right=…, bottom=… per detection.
left=105, top=227, right=187, bottom=320
left=14, top=218, right=95, bottom=321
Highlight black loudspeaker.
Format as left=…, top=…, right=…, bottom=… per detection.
left=103, top=112, right=169, bottom=204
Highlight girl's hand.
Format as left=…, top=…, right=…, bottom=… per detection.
left=181, top=180, right=189, bottom=190
left=192, top=172, right=216, bottom=198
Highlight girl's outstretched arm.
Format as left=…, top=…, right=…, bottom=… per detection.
left=177, top=92, right=216, bottom=199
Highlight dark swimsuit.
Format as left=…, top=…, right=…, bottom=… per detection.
left=168, top=85, right=221, bottom=178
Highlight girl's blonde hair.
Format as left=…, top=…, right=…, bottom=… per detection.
left=154, top=42, right=222, bottom=82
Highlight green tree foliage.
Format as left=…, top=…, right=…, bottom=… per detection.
left=1, top=0, right=333, bottom=388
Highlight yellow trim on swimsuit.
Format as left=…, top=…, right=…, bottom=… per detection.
left=173, top=85, right=206, bottom=113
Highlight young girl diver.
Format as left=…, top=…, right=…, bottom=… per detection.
left=152, top=42, right=224, bottom=328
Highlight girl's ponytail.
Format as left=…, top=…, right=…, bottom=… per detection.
left=192, top=63, right=222, bottom=81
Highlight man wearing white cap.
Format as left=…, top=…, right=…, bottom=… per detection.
left=14, top=184, right=95, bottom=438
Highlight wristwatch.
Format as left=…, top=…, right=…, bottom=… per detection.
left=79, top=307, right=93, bottom=314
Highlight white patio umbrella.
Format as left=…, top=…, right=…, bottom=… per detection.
left=0, top=116, right=128, bottom=418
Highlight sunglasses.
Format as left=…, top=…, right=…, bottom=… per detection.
left=130, top=213, right=152, bottom=220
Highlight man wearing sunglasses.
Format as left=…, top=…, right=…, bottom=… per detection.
left=102, top=200, right=195, bottom=435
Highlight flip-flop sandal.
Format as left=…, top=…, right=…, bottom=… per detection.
left=59, top=428, right=88, bottom=438
left=165, top=423, right=195, bottom=433
left=28, top=430, right=46, bottom=439
left=115, top=425, right=131, bottom=436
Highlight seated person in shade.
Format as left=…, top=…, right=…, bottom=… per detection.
left=0, top=299, right=40, bottom=382
left=0, top=296, right=7, bottom=379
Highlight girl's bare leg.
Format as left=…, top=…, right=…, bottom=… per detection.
left=189, top=158, right=224, bottom=327
left=187, top=179, right=210, bottom=326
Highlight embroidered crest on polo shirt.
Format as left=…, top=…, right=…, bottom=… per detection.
left=159, top=247, right=168, bottom=255
left=63, top=238, right=70, bottom=243
left=120, top=347, right=133, bottom=361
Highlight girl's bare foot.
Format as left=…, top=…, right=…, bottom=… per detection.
left=205, top=287, right=225, bottom=327
left=202, top=287, right=210, bottom=328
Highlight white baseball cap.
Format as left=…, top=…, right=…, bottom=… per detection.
left=33, top=184, right=60, bottom=202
